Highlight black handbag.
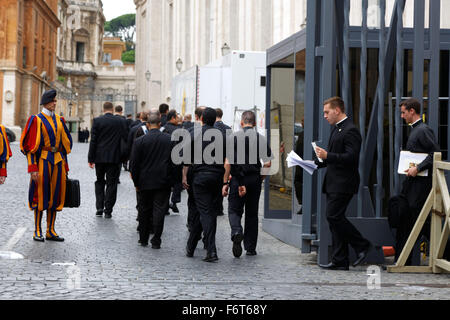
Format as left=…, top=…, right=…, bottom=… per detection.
left=65, top=178, right=80, bottom=208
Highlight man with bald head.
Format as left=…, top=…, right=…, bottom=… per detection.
left=129, top=109, right=176, bottom=249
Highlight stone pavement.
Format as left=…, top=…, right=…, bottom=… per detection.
left=0, top=142, right=448, bottom=300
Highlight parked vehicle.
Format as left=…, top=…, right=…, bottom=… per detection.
left=171, top=51, right=266, bottom=134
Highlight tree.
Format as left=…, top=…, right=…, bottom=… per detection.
left=122, top=50, right=135, bottom=64
left=104, top=14, right=136, bottom=51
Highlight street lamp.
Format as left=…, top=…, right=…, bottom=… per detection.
left=221, top=43, right=231, bottom=56
left=176, top=58, right=183, bottom=72
left=145, top=70, right=151, bottom=81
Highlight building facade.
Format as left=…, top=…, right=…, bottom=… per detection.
left=135, top=0, right=450, bottom=112
left=55, top=0, right=136, bottom=136
left=102, top=36, right=126, bottom=64
left=55, top=0, right=105, bottom=131
left=134, top=0, right=308, bottom=110
left=0, top=0, right=60, bottom=136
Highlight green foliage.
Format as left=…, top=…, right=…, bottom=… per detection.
left=122, top=50, right=135, bottom=63
left=57, top=76, right=66, bottom=83
left=104, top=14, right=136, bottom=50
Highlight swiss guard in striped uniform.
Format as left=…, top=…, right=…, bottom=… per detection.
left=0, top=124, right=12, bottom=185
left=20, top=89, right=73, bottom=242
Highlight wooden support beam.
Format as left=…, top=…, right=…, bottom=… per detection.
left=435, top=259, right=450, bottom=272
left=436, top=161, right=450, bottom=171
left=387, top=266, right=433, bottom=273
left=394, top=191, right=433, bottom=267
left=436, top=218, right=449, bottom=259
left=436, top=170, right=450, bottom=215
left=391, top=153, right=450, bottom=274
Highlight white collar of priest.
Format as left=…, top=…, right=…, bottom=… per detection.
left=336, top=117, right=348, bottom=128
left=411, top=118, right=422, bottom=128
left=42, top=107, right=54, bottom=117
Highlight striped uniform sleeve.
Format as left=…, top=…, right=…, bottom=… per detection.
left=20, top=116, right=41, bottom=173
left=60, top=116, right=72, bottom=172
left=0, top=125, right=12, bottom=177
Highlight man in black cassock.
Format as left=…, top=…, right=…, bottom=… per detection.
left=397, top=98, right=443, bottom=264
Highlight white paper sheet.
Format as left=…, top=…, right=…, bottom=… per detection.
left=397, top=151, right=429, bottom=177
left=311, top=142, right=323, bottom=163
left=286, top=151, right=318, bottom=175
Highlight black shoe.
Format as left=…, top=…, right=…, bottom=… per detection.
left=169, top=203, right=179, bottom=213
left=186, top=246, right=194, bottom=257
left=353, top=244, right=372, bottom=267
left=104, top=213, right=112, bottom=219
left=33, top=235, right=45, bottom=242
left=232, top=234, right=243, bottom=258
left=46, top=235, right=65, bottom=242
left=118, top=180, right=121, bottom=184
left=246, top=250, right=257, bottom=256
left=165, top=211, right=170, bottom=216
left=139, top=241, right=148, bottom=247
left=203, top=253, right=219, bottom=262
left=96, top=210, right=103, bottom=216
left=319, top=262, right=349, bottom=270
left=151, top=243, right=161, bottom=249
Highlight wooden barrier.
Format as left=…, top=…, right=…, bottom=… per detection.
left=388, top=153, right=450, bottom=273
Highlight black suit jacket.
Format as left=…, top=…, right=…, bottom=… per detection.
left=88, top=113, right=127, bottom=164
left=129, top=129, right=175, bottom=190
left=317, top=118, right=361, bottom=194
left=214, top=120, right=231, bottom=134
left=182, top=121, right=194, bottom=130
left=127, top=121, right=143, bottom=156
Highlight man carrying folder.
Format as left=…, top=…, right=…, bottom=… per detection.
left=314, top=97, right=371, bottom=270
left=396, top=98, right=440, bottom=264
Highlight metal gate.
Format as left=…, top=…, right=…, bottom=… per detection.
left=301, top=0, right=450, bottom=265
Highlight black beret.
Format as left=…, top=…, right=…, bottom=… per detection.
left=40, top=89, right=57, bottom=105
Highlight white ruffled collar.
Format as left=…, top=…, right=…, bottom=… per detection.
left=42, top=108, right=54, bottom=117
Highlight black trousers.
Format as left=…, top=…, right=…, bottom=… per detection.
left=170, top=182, right=183, bottom=204
left=139, top=188, right=170, bottom=246
left=95, top=163, right=121, bottom=214
left=395, top=177, right=432, bottom=265
left=228, top=174, right=261, bottom=252
left=188, top=172, right=222, bottom=256
left=326, top=193, right=370, bottom=266
left=186, top=182, right=198, bottom=231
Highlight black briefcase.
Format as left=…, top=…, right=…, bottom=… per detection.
left=64, top=178, right=80, bottom=208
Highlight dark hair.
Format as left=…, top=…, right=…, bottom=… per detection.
left=126, top=114, right=132, bottom=118
left=159, top=103, right=169, bottom=114
left=115, top=105, right=123, bottom=113
left=167, top=109, right=178, bottom=122
left=195, top=107, right=205, bottom=119
left=215, top=108, right=223, bottom=119
left=140, top=111, right=149, bottom=122
left=323, top=96, right=345, bottom=113
left=201, top=107, right=217, bottom=126
left=103, top=102, right=114, bottom=111
left=400, top=98, right=421, bottom=114
left=136, top=112, right=141, bottom=119
left=241, top=110, right=256, bottom=126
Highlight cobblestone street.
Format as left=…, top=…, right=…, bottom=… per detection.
left=0, top=142, right=449, bottom=300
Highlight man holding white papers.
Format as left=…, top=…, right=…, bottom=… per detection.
left=314, top=97, right=371, bottom=270
left=396, top=98, right=440, bottom=265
